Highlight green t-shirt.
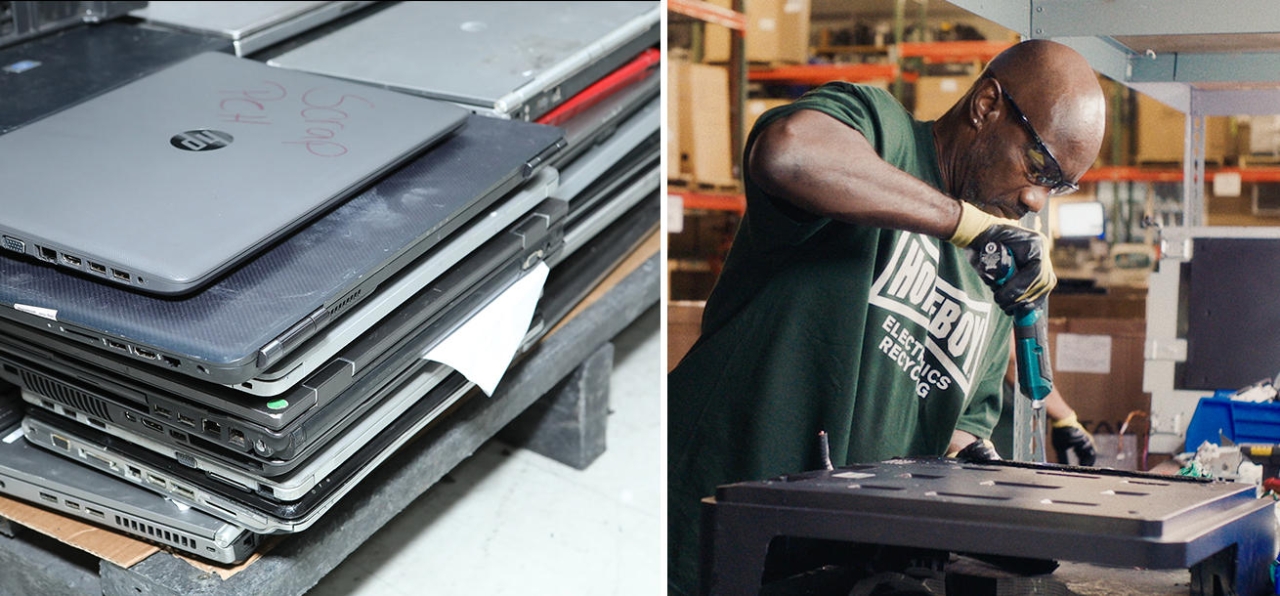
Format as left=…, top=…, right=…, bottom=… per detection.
left=666, top=82, right=1013, bottom=595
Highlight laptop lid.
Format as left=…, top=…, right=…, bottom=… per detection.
left=130, top=1, right=379, bottom=56
left=24, top=370, right=477, bottom=533
left=0, top=423, right=257, bottom=564
left=266, top=1, right=660, bottom=120
left=0, top=51, right=469, bottom=296
left=6, top=198, right=566, bottom=472
left=0, top=114, right=565, bottom=386
left=0, top=20, right=232, bottom=135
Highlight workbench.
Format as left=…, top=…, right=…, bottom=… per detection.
left=0, top=251, right=659, bottom=596
left=702, top=458, right=1280, bottom=596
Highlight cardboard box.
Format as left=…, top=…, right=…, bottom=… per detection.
left=913, top=73, right=978, bottom=121
left=668, top=57, right=685, bottom=178
left=705, top=0, right=810, bottom=64
left=744, top=97, right=791, bottom=135
left=1047, top=317, right=1149, bottom=438
left=668, top=300, right=705, bottom=371
left=674, top=62, right=736, bottom=186
left=1135, top=93, right=1233, bottom=164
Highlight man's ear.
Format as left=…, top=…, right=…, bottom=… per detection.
left=968, top=77, right=1002, bottom=130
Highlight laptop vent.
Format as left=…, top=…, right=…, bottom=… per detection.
left=20, top=371, right=111, bottom=421
left=327, top=287, right=365, bottom=319
left=114, top=514, right=195, bottom=549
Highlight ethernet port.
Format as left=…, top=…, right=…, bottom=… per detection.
left=202, top=419, right=221, bottom=436
left=37, top=246, right=57, bottom=261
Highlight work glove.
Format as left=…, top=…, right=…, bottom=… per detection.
left=1051, top=413, right=1097, bottom=466
left=948, top=202, right=1057, bottom=315
left=947, top=438, right=1002, bottom=462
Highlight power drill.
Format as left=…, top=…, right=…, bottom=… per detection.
left=976, top=241, right=1053, bottom=401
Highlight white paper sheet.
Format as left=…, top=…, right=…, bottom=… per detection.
left=422, top=262, right=549, bottom=396
left=1054, top=332, right=1112, bottom=374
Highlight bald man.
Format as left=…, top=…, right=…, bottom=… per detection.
left=668, top=40, right=1107, bottom=594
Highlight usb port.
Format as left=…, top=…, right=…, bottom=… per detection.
left=141, top=419, right=163, bottom=433
left=174, top=485, right=196, bottom=500
left=65, top=500, right=80, bottom=510
left=111, top=269, right=130, bottom=281
left=177, top=413, right=195, bottom=427
left=39, top=492, right=57, bottom=503
left=152, top=404, right=171, bottom=418
left=89, top=262, right=107, bottom=274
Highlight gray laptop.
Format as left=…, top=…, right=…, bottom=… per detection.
left=130, top=1, right=378, bottom=56
left=0, top=423, right=257, bottom=564
left=0, top=50, right=469, bottom=296
left=266, top=1, right=660, bottom=121
left=25, top=369, right=478, bottom=533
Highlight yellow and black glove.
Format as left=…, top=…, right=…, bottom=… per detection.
left=1051, top=414, right=1097, bottom=466
left=949, top=202, right=1057, bottom=315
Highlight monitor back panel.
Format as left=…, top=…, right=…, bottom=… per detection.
left=0, top=114, right=565, bottom=385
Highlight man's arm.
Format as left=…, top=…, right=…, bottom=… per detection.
left=748, top=109, right=962, bottom=238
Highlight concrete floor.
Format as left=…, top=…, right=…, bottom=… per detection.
left=308, top=305, right=662, bottom=596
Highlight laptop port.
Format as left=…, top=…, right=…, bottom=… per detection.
left=126, top=466, right=142, bottom=481
left=2, top=236, right=24, bottom=252
left=39, top=492, right=57, bottom=503
left=65, top=500, right=80, bottom=510
left=37, top=246, right=56, bottom=261
left=152, top=404, right=171, bottom=418
left=61, top=253, right=81, bottom=267
left=177, top=413, right=195, bottom=427
left=51, top=434, right=69, bottom=451
left=202, top=419, right=221, bottom=436
left=229, top=429, right=246, bottom=448
left=141, top=419, right=163, bottom=433
left=86, top=507, right=104, bottom=518
left=88, top=261, right=107, bottom=274
left=106, top=339, right=128, bottom=351
left=111, top=269, right=130, bottom=281
left=134, top=347, right=159, bottom=360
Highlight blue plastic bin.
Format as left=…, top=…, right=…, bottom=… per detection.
left=1184, top=396, right=1280, bottom=449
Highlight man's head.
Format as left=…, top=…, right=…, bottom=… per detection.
left=935, top=40, right=1107, bottom=220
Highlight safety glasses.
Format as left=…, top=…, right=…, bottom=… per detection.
left=998, top=85, right=1079, bottom=196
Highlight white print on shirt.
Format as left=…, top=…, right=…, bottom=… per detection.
left=867, top=233, right=995, bottom=398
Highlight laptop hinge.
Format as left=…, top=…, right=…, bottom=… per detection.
left=257, top=306, right=330, bottom=368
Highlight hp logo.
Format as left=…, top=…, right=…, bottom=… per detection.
left=171, top=129, right=233, bottom=152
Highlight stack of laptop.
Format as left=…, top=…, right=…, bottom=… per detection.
left=0, top=0, right=660, bottom=568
